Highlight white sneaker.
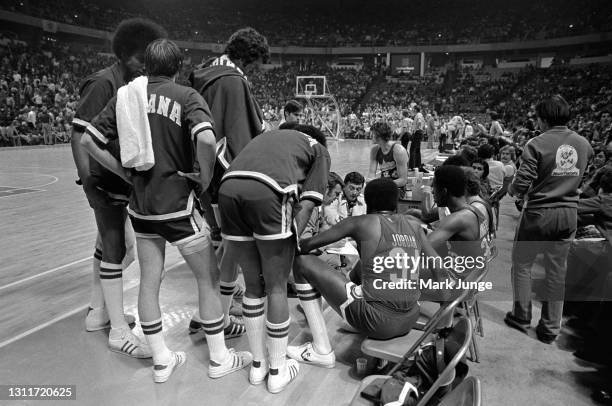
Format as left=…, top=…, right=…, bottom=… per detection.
left=267, top=359, right=300, bottom=394
left=249, top=359, right=269, bottom=385
left=154, top=351, right=186, bottom=383
left=287, top=342, right=335, bottom=368
left=208, top=348, right=253, bottom=379
left=85, top=307, right=136, bottom=332
left=108, top=328, right=152, bottom=359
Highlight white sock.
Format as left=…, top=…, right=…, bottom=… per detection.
left=200, top=314, right=230, bottom=364
left=89, top=251, right=105, bottom=309
left=295, top=283, right=332, bottom=354
left=243, top=296, right=266, bottom=364
left=141, top=317, right=170, bottom=365
left=266, top=318, right=290, bottom=372
left=99, top=261, right=128, bottom=329
left=219, top=280, right=236, bottom=327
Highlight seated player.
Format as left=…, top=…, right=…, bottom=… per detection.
left=81, top=39, right=251, bottom=383
left=427, top=166, right=492, bottom=277
left=368, top=121, right=409, bottom=198
left=218, top=124, right=331, bottom=393
left=287, top=178, right=456, bottom=367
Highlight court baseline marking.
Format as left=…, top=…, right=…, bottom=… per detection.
left=0, top=256, right=92, bottom=292
left=0, top=259, right=187, bottom=349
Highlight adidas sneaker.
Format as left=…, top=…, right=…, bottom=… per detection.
left=108, top=328, right=152, bottom=359
left=208, top=348, right=253, bottom=379
left=154, top=351, right=186, bottom=383
left=249, top=360, right=269, bottom=385
left=267, top=359, right=300, bottom=394
left=86, top=307, right=135, bottom=332
left=189, top=315, right=246, bottom=339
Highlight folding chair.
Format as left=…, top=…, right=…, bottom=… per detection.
left=361, top=288, right=469, bottom=364
left=458, top=266, right=488, bottom=363
left=414, top=266, right=489, bottom=363
left=438, top=376, right=482, bottom=406
left=351, top=316, right=473, bottom=406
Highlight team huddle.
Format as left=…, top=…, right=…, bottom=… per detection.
left=71, top=18, right=493, bottom=393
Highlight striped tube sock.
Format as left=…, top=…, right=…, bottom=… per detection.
left=199, top=314, right=230, bottom=364
left=141, top=317, right=170, bottom=365
left=243, top=296, right=266, bottom=365
left=220, top=280, right=236, bottom=326
left=89, top=248, right=104, bottom=309
left=295, top=283, right=332, bottom=354
left=99, top=261, right=127, bottom=329
left=266, top=318, right=290, bottom=372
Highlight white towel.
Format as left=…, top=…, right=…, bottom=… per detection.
left=116, top=76, right=154, bottom=171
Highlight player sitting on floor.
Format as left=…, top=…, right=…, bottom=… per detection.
left=81, top=39, right=251, bottom=383
left=288, top=178, right=457, bottom=367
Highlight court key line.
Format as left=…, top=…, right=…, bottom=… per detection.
left=0, top=171, right=59, bottom=189
left=0, top=259, right=187, bottom=349
left=0, top=257, right=91, bottom=292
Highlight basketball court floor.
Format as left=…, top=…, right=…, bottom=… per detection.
left=0, top=141, right=609, bottom=405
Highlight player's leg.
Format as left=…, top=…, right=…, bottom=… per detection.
left=224, top=239, right=268, bottom=385
left=255, top=238, right=299, bottom=393
left=286, top=254, right=338, bottom=368
left=92, top=206, right=151, bottom=359
left=93, top=206, right=131, bottom=330
left=173, top=216, right=252, bottom=379
left=84, top=234, right=106, bottom=331
left=135, top=234, right=182, bottom=382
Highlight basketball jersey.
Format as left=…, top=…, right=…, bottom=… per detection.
left=361, top=213, right=422, bottom=312
left=375, top=144, right=400, bottom=180
left=447, top=205, right=492, bottom=278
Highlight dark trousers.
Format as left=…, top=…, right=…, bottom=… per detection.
left=408, top=130, right=423, bottom=169
left=511, top=207, right=577, bottom=335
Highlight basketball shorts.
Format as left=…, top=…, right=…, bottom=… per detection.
left=218, top=178, right=296, bottom=241
left=130, top=209, right=210, bottom=246
left=341, top=282, right=420, bottom=340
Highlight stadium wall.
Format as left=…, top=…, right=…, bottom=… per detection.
left=1, top=9, right=611, bottom=56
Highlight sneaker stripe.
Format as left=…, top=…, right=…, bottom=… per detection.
left=121, top=342, right=129, bottom=352
left=129, top=345, right=137, bottom=355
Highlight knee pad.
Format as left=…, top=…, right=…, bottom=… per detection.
left=178, top=232, right=211, bottom=256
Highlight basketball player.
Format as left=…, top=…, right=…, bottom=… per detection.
left=70, top=18, right=166, bottom=357
left=368, top=121, right=409, bottom=197
left=280, top=100, right=303, bottom=127
left=287, top=178, right=455, bottom=366
left=218, top=124, right=330, bottom=393
left=188, top=27, right=270, bottom=334
left=80, top=39, right=252, bottom=382
left=427, top=166, right=492, bottom=276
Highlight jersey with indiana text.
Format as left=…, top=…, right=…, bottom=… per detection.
left=88, top=76, right=214, bottom=221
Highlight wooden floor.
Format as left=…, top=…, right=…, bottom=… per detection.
left=0, top=142, right=609, bottom=406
